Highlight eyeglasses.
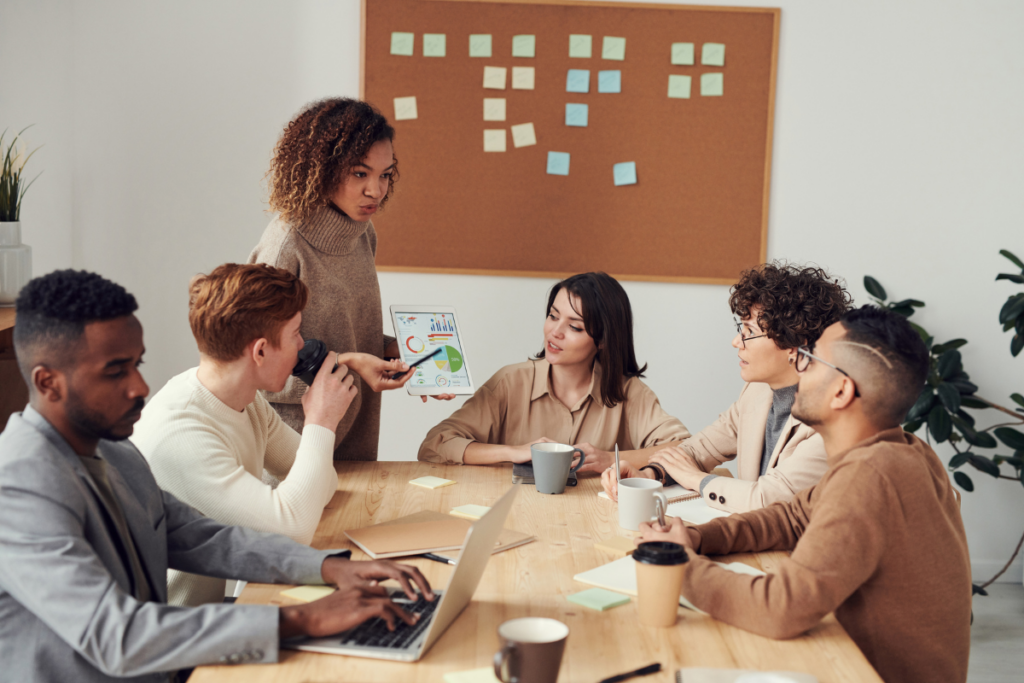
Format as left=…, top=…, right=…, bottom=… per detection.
left=795, top=346, right=860, bottom=397
left=734, top=317, right=767, bottom=349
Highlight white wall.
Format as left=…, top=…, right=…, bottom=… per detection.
left=3, top=0, right=1022, bottom=583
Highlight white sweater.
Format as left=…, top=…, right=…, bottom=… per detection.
left=131, top=368, right=337, bottom=606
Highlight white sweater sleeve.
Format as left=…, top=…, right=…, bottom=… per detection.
left=261, top=397, right=302, bottom=480
left=146, top=420, right=337, bottom=546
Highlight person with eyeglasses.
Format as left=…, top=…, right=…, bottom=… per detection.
left=636, top=305, right=970, bottom=683
left=602, top=262, right=851, bottom=513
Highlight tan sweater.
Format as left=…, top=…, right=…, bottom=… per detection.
left=249, top=206, right=394, bottom=461
left=682, top=428, right=971, bottom=683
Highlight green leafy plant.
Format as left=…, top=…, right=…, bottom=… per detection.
left=0, top=126, right=42, bottom=222
left=865, top=249, right=1024, bottom=593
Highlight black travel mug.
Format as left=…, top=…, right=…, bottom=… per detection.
left=292, top=339, right=328, bottom=386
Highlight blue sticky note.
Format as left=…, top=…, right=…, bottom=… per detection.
left=613, top=162, right=637, bottom=186
left=547, top=152, right=570, bottom=176
left=566, top=69, right=590, bottom=93
left=597, top=70, right=621, bottom=94
left=565, top=103, right=588, bottom=127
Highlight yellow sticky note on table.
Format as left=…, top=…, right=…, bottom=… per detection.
left=393, top=96, right=418, bottom=121
left=409, top=475, right=456, bottom=489
left=444, top=667, right=501, bottom=683
left=511, top=66, right=535, bottom=90
left=451, top=504, right=491, bottom=520
left=483, top=129, right=506, bottom=153
left=702, top=42, right=726, bottom=66
left=569, top=34, right=592, bottom=58
left=510, top=122, right=537, bottom=148
left=483, top=66, right=507, bottom=90
left=602, top=36, right=626, bottom=61
left=483, top=98, right=506, bottom=121
left=279, top=585, right=336, bottom=603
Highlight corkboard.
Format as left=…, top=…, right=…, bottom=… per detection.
left=363, top=0, right=780, bottom=283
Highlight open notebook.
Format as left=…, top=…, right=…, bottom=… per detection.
left=345, top=510, right=534, bottom=559
left=573, top=554, right=765, bottom=614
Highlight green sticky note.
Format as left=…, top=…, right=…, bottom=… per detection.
left=702, top=42, right=726, bottom=66
left=668, top=74, right=691, bottom=99
left=423, top=33, right=446, bottom=57
left=671, top=42, right=695, bottom=65
left=390, top=32, right=414, bottom=56
left=512, top=34, right=535, bottom=58
left=569, top=34, right=592, bottom=58
left=568, top=588, right=631, bottom=611
left=469, top=34, right=492, bottom=58
left=602, top=36, right=626, bottom=61
left=701, top=72, right=724, bottom=96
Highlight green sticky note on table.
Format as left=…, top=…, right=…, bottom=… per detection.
left=701, top=72, right=724, bottom=96
left=444, top=668, right=501, bottom=683
left=568, top=588, right=631, bottom=611
left=702, top=42, right=726, bottom=66
left=469, top=34, right=492, bottom=58
left=512, top=34, right=535, bottom=58
left=423, top=33, right=446, bottom=57
left=668, top=74, right=691, bottom=99
left=602, top=36, right=626, bottom=61
left=390, top=32, right=414, bottom=56
left=671, top=42, right=695, bottom=65
left=569, top=34, right=592, bottom=58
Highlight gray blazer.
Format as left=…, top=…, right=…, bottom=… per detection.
left=0, top=407, right=342, bottom=683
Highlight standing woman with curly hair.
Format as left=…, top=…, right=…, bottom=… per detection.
left=249, top=98, right=446, bottom=461
left=602, top=262, right=852, bottom=513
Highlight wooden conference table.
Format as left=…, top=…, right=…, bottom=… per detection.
left=190, top=462, right=882, bottom=683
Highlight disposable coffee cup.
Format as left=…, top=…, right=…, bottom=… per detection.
left=493, top=617, right=568, bottom=683
left=633, top=541, right=689, bottom=627
left=530, top=443, right=585, bottom=495
left=617, top=478, right=668, bottom=531
left=292, top=338, right=328, bottom=386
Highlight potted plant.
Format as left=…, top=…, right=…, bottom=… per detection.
left=865, top=249, right=1024, bottom=595
left=0, top=126, right=41, bottom=306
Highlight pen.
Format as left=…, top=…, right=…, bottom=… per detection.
left=614, top=443, right=620, bottom=483
left=421, top=552, right=455, bottom=566
left=599, top=662, right=661, bottom=683
left=391, top=347, right=444, bottom=379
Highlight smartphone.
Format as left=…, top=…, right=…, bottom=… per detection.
left=390, top=346, right=444, bottom=379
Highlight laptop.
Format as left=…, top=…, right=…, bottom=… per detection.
left=283, top=484, right=520, bottom=662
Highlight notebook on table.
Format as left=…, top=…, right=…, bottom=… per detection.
left=345, top=509, right=534, bottom=559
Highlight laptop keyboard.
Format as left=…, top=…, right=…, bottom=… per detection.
left=340, top=593, right=441, bottom=650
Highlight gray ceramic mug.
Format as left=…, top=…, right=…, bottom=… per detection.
left=493, top=617, right=569, bottom=683
left=530, top=443, right=585, bottom=494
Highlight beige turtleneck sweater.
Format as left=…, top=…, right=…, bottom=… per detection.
left=248, top=205, right=394, bottom=461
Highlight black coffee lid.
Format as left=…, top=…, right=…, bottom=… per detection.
left=633, top=541, right=689, bottom=566
left=292, top=339, right=327, bottom=381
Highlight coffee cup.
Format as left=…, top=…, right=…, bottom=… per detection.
left=617, top=478, right=668, bottom=531
left=292, top=338, right=328, bottom=385
left=633, top=541, right=689, bottom=627
left=493, top=617, right=568, bottom=683
left=530, top=443, right=585, bottom=495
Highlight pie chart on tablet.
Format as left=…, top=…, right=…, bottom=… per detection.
left=405, top=336, right=425, bottom=353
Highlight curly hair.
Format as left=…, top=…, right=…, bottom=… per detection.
left=267, top=98, right=398, bottom=224
left=14, top=269, right=138, bottom=381
left=729, top=262, right=852, bottom=350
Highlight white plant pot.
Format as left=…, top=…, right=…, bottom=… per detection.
left=0, top=221, right=32, bottom=306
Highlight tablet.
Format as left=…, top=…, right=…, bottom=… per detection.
left=389, top=306, right=476, bottom=395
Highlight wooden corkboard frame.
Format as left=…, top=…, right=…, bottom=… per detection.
left=362, top=0, right=779, bottom=284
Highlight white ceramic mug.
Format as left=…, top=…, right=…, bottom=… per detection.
left=617, top=478, right=668, bottom=531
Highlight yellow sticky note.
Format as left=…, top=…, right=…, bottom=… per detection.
left=393, top=96, right=418, bottom=121
left=511, top=66, right=535, bottom=90
left=510, top=122, right=537, bottom=148
left=409, top=476, right=456, bottom=489
left=483, top=129, right=506, bottom=153
left=444, top=667, right=501, bottom=683
left=279, top=585, right=336, bottom=603
left=602, top=36, right=626, bottom=61
left=483, top=66, right=507, bottom=90
left=483, top=98, right=506, bottom=122
left=451, top=504, right=491, bottom=520
left=702, top=42, right=726, bottom=66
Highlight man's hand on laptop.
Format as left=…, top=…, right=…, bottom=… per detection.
left=278, top=584, right=419, bottom=639
left=321, top=556, right=434, bottom=601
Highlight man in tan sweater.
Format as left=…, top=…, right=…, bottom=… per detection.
left=640, top=305, right=971, bottom=683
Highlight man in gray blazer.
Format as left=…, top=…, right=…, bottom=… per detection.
left=0, top=270, right=434, bottom=683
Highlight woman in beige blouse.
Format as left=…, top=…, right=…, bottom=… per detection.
left=418, top=272, right=690, bottom=473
